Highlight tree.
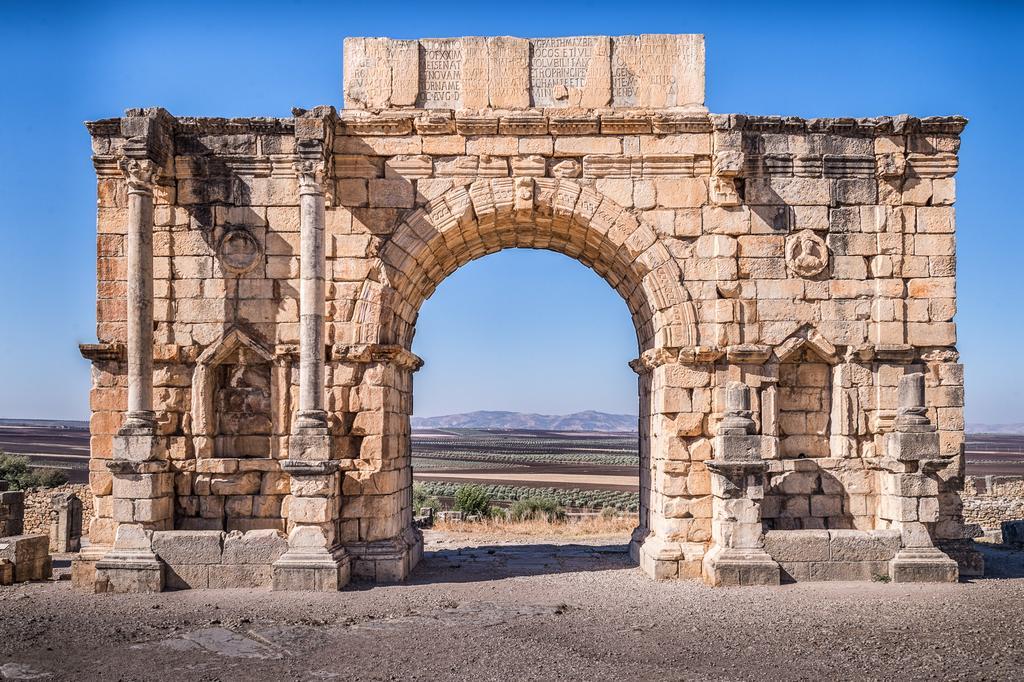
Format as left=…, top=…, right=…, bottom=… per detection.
left=0, top=452, right=68, bottom=490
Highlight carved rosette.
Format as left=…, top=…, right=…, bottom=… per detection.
left=118, top=157, right=160, bottom=194
left=217, top=228, right=262, bottom=275
left=785, top=229, right=829, bottom=278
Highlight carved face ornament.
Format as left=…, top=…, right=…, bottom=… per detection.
left=786, top=229, right=829, bottom=277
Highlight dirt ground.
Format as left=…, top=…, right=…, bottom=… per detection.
left=2, top=533, right=1024, bottom=681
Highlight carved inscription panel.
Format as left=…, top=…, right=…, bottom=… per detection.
left=530, top=36, right=610, bottom=107
left=420, top=39, right=463, bottom=108
left=345, top=35, right=705, bottom=110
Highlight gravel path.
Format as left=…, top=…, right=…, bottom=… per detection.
left=1, top=534, right=1023, bottom=681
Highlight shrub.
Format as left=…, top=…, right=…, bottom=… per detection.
left=509, top=497, right=566, bottom=522
left=453, top=485, right=492, bottom=517
left=489, top=506, right=508, bottom=521
left=0, top=452, right=68, bottom=490
left=412, top=482, right=440, bottom=512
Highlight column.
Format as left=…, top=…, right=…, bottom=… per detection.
left=95, top=155, right=172, bottom=593
left=295, top=160, right=328, bottom=430
left=880, top=372, right=959, bottom=582
left=121, top=158, right=157, bottom=432
left=702, top=382, right=781, bottom=586
left=273, top=158, right=349, bottom=591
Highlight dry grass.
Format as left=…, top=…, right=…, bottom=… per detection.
left=431, top=514, right=636, bottom=539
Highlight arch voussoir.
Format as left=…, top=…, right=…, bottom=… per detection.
left=377, top=178, right=696, bottom=352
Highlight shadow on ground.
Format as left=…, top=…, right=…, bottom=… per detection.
left=349, top=539, right=635, bottom=589
left=973, top=542, right=1024, bottom=579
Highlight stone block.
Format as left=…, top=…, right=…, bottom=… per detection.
left=889, top=549, right=959, bottom=583
left=714, top=435, right=764, bottom=462
left=828, top=530, right=901, bottom=561
left=807, top=560, right=889, bottom=581
left=209, top=564, right=273, bottom=589
left=778, top=561, right=809, bottom=583
left=810, top=495, right=842, bottom=517
left=885, top=431, right=938, bottom=462
left=878, top=495, right=918, bottom=522
left=763, top=530, right=830, bottom=562
left=1002, top=520, right=1024, bottom=547
left=222, top=529, right=288, bottom=565
left=164, top=564, right=210, bottom=590
left=209, top=472, right=262, bottom=496
left=272, top=560, right=349, bottom=591
left=112, top=472, right=174, bottom=499
left=95, top=564, right=163, bottom=594
left=0, top=559, right=12, bottom=586
left=0, top=534, right=50, bottom=566
left=152, top=530, right=224, bottom=565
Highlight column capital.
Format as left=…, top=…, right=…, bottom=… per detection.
left=294, top=159, right=327, bottom=196
left=118, top=157, right=161, bottom=195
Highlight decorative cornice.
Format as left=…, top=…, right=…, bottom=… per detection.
left=86, top=111, right=968, bottom=144
left=79, top=343, right=125, bottom=362
left=628, top=341, right=946, bottom=372
left=331, top=343, right=424, bottom=370
left=329, top=110, right=965, bottom=137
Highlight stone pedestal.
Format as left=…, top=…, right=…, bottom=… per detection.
left=94, top=524, right=164, bottom=593
left=273, top=521, right=350, bottom=591
left=703, top=459, right=780, bottom=586
left=889, top=547, right=959, bottom=583
left=702, top=383, right=780, bottom=586
left=877, top=373, right=962, bottom=583
left=273, top=458, right=350, bottom=591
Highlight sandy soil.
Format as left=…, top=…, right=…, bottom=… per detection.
left=1, top=534, right=1023, bottom=681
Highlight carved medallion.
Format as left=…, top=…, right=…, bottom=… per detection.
left=785, top=229, right=829, bottom=277
left=218, top=229, right=262, bottom=275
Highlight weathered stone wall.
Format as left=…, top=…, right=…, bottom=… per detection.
left=962, top=475, right=1024, bottom=532
left=22, top=484, right=93, bottom=538
left=79, top=34, right=971, bottom=586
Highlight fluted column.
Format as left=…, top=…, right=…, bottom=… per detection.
left=119, top=157, right=158, bottom=434
left=294, top=161, right=328, bottom=430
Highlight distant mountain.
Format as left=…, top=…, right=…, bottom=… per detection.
left=966, top=423, right=1024, bottom=435
left=411, top=410, right=638, bottom=432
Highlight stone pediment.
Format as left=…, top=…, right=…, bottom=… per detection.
left=343, top=35, right=705, bottom=110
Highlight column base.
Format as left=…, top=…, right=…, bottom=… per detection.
left=344, top=528, right=423, bottom=583
left=702, top=546, right=781, bottom=586
left=889, top=547, right=959, bottom=583
left=634, top=532, right=683, bottom=580
left=71, top=544, right=110, bottom=592
left=94, top=551, right=164, bottom=593
left=272, top=547, right=350, bottom=591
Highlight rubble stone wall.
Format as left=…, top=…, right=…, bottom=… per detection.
left=962, top=475, right=1024, bottom=531
left=22, top=484, right=93, bottom=538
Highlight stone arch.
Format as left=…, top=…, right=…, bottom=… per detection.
left=371, top=177, right=697, bottom=353
left=336, top=177, right=701, bottom=582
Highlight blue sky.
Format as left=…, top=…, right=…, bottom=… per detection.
left=0, top=1, right=1020, bottom=422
